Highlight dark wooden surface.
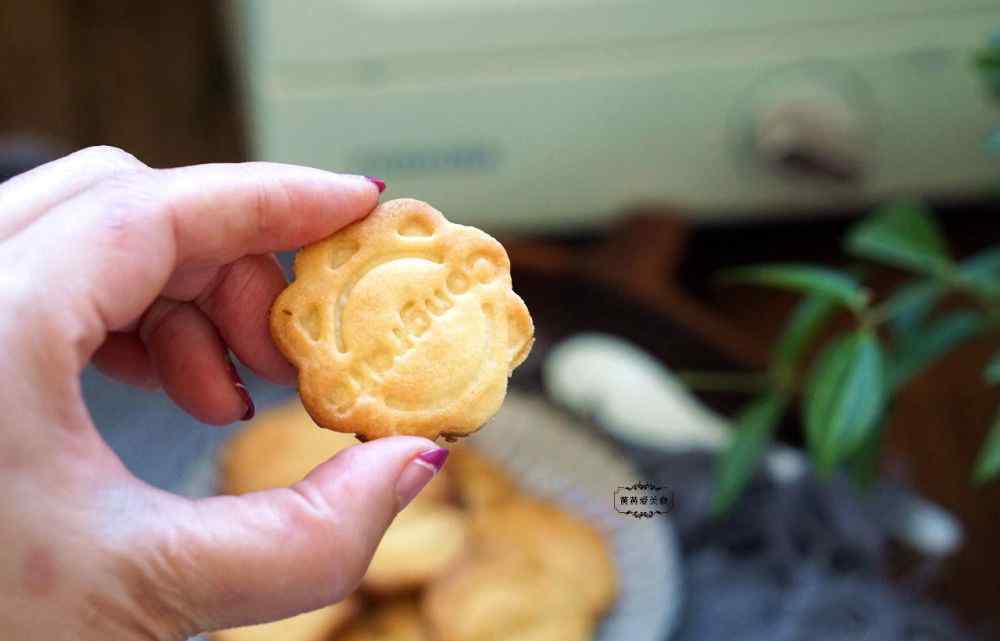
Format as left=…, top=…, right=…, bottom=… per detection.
left=0, top=1, right=245, bottom=166
left=2, top=2, right=999, bottom=635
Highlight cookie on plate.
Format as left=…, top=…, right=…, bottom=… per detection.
left=208, top=597, right=360, bottom=641
left=362, top=498, right=468, bottom=594
left=446, top=445, right=517, bottom=511
left=338, top=599, right=429, bottom=641
left=469, top=498, right=617, bottom=614
left=422, top=557, right=594, bottom=641
left=219, top=401, right=359, bottom=495
left=270, top=198, right=533, bottom=441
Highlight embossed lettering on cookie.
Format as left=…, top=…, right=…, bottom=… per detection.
left=270, top=198, right=534, bottom=441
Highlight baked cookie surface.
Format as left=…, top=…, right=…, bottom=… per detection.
left=219, top=401, right=359, bottom=495
left=271, top=199, right=533, bottom=441
left=338, top=600, right=429, bottom=641
left=447, top=445, right=517, bottom=511
left=469, top=497, right=618, bottom=614
left=362, top=498, right=468, bottom=594
left=422, top=557, right=594, bottom=641
left=208, top=598, right=360, bottom=641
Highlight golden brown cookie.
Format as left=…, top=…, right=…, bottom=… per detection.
left=422, top=557, right=594, bottom=641
left=270, top=198, right=534, bottom=441
left=208, top=597, right=360, bottom=641
left=362, top=498, right=468, bottom=594
left=337, top=600, right=429, bottom=641
left=469, top=498, right=618, bottom=615
left=219, top=400, right=359, bottom=495
left=446, top=445, right=517, bottom=511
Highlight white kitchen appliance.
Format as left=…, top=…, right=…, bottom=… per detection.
left=229, top=0, right=1000, bottom=231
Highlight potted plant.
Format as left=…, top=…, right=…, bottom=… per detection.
left=709, top=203, right=999, bottom=514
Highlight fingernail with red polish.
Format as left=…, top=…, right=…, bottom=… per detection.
left=417, top=448, right=449, bottom=471
left=366, top=176, right=386, bottom=194
left=395, top=447, right=449, bottom=510
left=226, top=358, right=255, bottom=421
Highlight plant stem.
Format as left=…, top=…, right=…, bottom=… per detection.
left=864, top=300, right=896, bottom=326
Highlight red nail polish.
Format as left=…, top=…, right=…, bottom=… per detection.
left=366, top=176, right=386, bottom=193
left=417, top=447, right=449, bottom=472
left=226, top=358, right=255, bottom=421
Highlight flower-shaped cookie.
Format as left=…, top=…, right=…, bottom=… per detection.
left=270, top=199, right=534, bottom=441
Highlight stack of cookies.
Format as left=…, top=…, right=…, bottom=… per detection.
left=210, top=401, right=618, bottom=641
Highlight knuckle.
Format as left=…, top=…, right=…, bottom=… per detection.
left=93, top=169, right=165, bottom=241
left=96, top=166, right=159, bottom=206
left=252, top=177, right=298, bottom=239
left=73, top=145, right=147, bottom=172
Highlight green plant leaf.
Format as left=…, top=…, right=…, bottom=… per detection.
left=719, top=264, right=868, bottom=311
left=985, top=351, right=1000, bottom=385
left=973, top=409, right=1000, bottom=485
left=772, top=294, right=839, bottom=387
left=958, top=246, right=1000, bottom=299
left=804, top=330, right=887, bottom=474
left=712, top=393, right=788, bottom=517
left=882, top=280, right=943, bottom=346
left=888, top=311, right=986, bottom=390
left=845, top=202, right=952, bottom=275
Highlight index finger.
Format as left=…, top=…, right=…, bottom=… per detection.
left=161, top=162, right=383, bottom=266
left=1, top=159, right=381, bottom=372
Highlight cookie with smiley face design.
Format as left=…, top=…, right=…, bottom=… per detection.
left=270, top=199, right=534, bottom=441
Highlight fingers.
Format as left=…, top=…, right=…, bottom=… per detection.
left=158, top=162, right=380, bottom=265
left=95, top=252, right=293, bottom=411
left=140, top=299, right=251, bottom=425
left=193, top=254, right=297, bottom=386
left=0, top=146, right=145, bottom=240
left=161, top=438, right=446, bottom=632
left=91, top=332, right=159, bottom=390
left=2, top=157, right=379, bottom=373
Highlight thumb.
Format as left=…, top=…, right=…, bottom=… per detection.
left=161, top=436, right=446, bottom=634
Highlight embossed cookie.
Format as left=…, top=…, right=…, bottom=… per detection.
left=270, top=199, right=534, bottom=441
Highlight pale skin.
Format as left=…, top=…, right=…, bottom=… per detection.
left=0, top=147, right=442, bottom=640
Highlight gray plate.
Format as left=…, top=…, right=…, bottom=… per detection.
left=181, top=392, right=683, bottom=641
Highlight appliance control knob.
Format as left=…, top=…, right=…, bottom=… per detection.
left=753, top=88, right=869, bottom=182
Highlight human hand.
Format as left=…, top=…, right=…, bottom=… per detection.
left=0, top=147, right=446, bottom=640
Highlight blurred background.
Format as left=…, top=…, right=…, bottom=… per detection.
left=2, top=2, right=1000, bottom=640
